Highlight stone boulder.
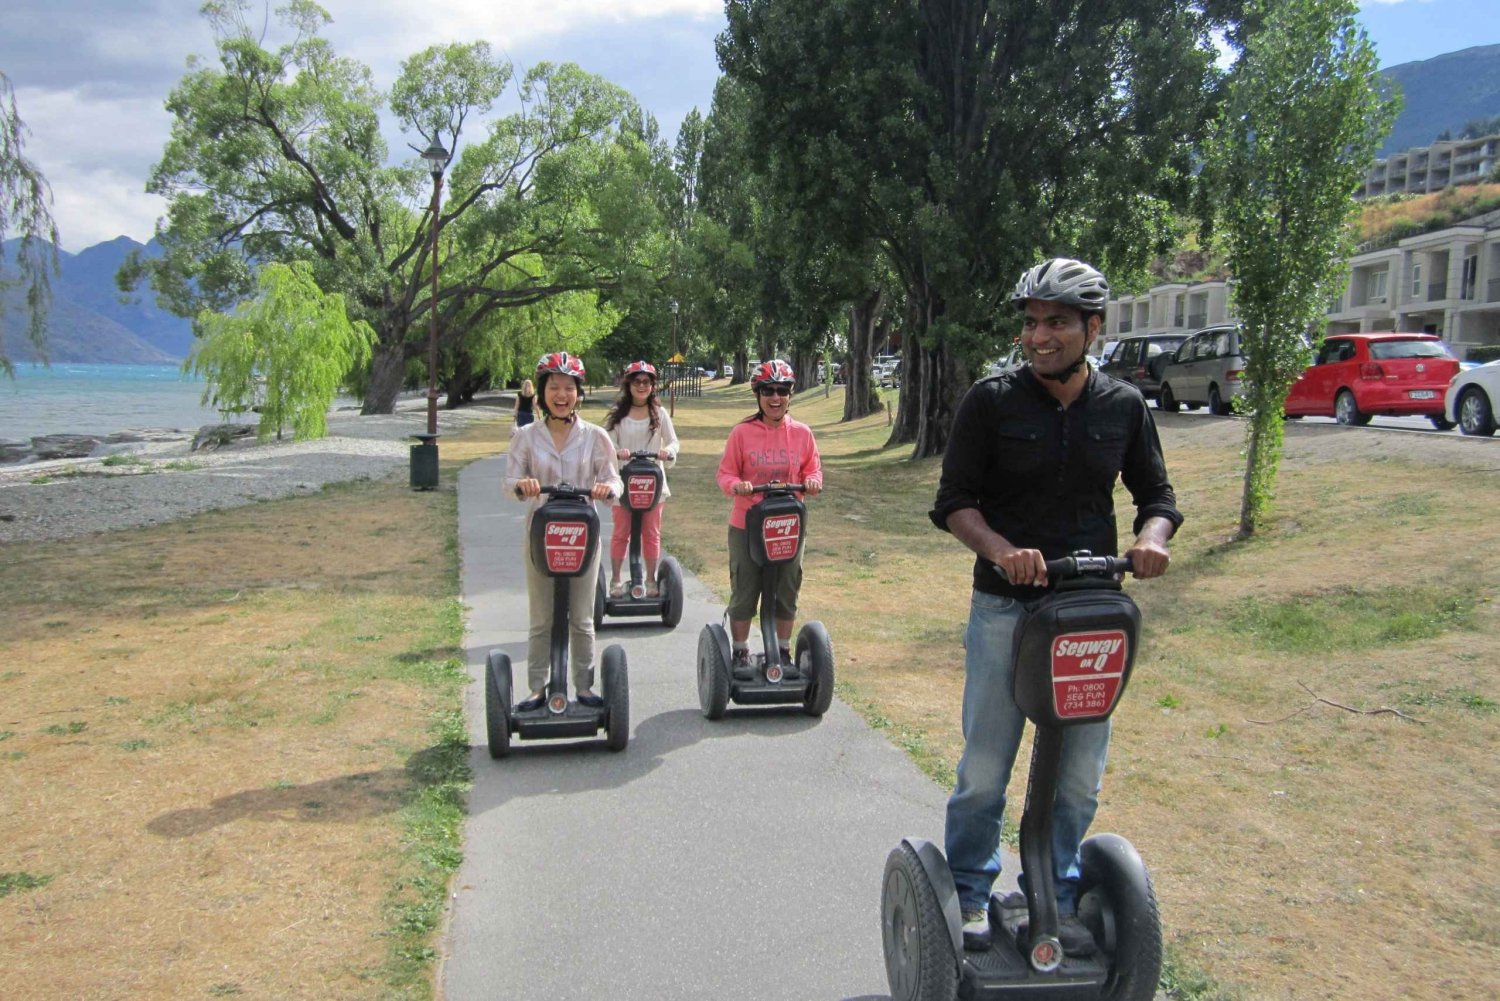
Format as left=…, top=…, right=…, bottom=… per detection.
left=191, top=423, right=257, bottom=452
left=31, top=434, right=102, bottom=460
left=107, top=428, right=191, bottom=444
left=0, top=440, right=31, bottom=463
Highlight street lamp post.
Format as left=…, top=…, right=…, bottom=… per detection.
left=410, top=137, right=449, bottom=490
left=669, top=299, right=679, bottom=417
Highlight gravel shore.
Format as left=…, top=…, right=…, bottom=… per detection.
left=0, top=396, right=511, bottom=544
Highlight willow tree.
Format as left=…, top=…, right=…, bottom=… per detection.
left=190, top=261, right=374, bottom=441
left=0, top=70, right=58, bottom=374
left=1201, top=0, right=1397, bottom=537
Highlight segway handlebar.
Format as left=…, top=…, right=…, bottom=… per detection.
left=750, top=481, right=808, bottom=494
left=991, top=553, right=1134, bottom=583
left=518, top=482, right=593, bottom=502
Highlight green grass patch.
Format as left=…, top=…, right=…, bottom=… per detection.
left=42, top=721, right=88, bottom=736
left=101, top=453, right=149, bottom=468
left=1228, top=587, right=1475, bottom=653
left=0, top=871, right=55, bottom=897
left=118, top=738, right=154, bottom=752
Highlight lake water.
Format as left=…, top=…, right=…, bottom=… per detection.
left=0, top=363, right=361, bottom=442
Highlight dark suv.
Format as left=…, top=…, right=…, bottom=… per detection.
left=1098, top=334, right=1187, bottom=401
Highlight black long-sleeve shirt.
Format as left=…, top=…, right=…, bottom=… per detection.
left=929, top=367, right=1183, bottom=599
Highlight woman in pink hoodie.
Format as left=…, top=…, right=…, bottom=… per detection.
left=715, top=359, right=824, bottom=675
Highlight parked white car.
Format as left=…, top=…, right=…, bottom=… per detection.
left=1444, top=360, right=1500, bottom=436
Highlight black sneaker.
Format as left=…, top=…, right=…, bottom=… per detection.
left=1057, top=915, right=1096, bottom=957
left=961, top=906, right=992, bottom=951
left=731, top=648, right=754, bottom=681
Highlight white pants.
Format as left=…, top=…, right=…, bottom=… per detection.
left=523, top=544, right=600, bottom=693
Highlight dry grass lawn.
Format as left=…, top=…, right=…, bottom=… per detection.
left=660, top=382, right=1499, bottom=1001
left=0, top=433, right=503, bottom=1000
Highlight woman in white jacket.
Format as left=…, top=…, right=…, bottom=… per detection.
left=602, top=361, right=680, bottom=598
left=504, top=352, right=621, bottom=711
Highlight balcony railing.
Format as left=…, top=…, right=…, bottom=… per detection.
left=1187, top=312, right=1207, bottom=328
left=1428, top=282, right=1447, bottom=301
left=1489, top=277, right=1500, bottom=303
left=1118, top=319, right=1133, bottom=333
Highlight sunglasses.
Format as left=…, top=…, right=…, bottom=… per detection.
left=628, top=377, right=654, bottom=386
left=757, top=386, right=792, bottom=397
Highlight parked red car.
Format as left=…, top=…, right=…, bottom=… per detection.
left=1284, top=333, right=1460, bottom=429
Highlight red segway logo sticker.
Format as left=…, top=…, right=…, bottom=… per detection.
left=627, top=474, right=658, bottom=511
left=1051, top=630, right=1128, bottom=720
left=543, top=521, right=590, bottom=574
left=762, top=513, right=801, bottom=562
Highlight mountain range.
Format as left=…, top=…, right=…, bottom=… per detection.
left=1, top=236, right=193, bottom=366
left=1380, top=43, right=1500, bottom=157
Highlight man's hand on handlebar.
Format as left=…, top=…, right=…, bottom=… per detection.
left=1123, top=538, right=1170, bottom=578
left=991, top=544, right=1048, bottom=587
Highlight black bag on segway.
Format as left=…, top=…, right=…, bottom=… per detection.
left=621, top=455, right=664, bottom=513
left=745, top=491, right=806, bottom=566
left=1013, top=584, right=1141, bottom=727
left=528, top=494, right=600, bottom=578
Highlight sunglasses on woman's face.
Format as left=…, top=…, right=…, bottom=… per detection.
left=629, top=377, right=653, bottom=386
left=757, top=386, right=791, bottom=397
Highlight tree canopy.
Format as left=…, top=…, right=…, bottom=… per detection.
left=125, top=0, right=665, bottom=412
left=717, top=0, right=1247, bottom=456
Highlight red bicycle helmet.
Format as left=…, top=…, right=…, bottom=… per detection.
left=750, top=359, right=796, bottom=389
left=536, top=351, right=586, bottom=387
left=623, top=360, right=657, bottom=380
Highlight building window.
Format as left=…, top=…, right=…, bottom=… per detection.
left=1462, top=255, right=1477, bottom=300
left=1411, top=262, right=1421, bottom=297
left=1369, top=269, right=1388, bottom=304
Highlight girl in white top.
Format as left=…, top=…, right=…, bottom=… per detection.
left=503, top=352, right=621, bottom=711
left=602, top=361, right=680, bottom=597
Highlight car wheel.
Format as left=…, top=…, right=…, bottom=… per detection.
left=1208, top=385, right=1229, bottom=416
left=1334, top=389, right=1370, bottom=426
left=1158, top=384, right=1180, bottom=413
left=1458, top=387, right=1496, bottom=436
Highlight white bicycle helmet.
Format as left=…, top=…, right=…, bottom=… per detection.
left=1010, top=258, right=1110, bottom=313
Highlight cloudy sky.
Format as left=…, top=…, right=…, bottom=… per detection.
left=1, top=0, right=1494, bottom=252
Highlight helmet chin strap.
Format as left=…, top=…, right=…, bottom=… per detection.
left=1035, top=349, right=1088, bottom=382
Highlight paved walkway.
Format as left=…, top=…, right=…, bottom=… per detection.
left=440, top=454, right=952, bottom=1001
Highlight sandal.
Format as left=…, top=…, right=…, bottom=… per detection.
left=646, top=583, right=660, bottom=598
left=609, top=582, right=625, bottom=599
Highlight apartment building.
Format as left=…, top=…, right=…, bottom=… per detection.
left=1359, top=134, right=1498, bottom=199
left=1104, top=211, right=1500, bottom=361
left=1325, top=209, right=1500, bottom=357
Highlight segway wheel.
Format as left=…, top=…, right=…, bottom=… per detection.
left=696, top=624, right=730, bottom=720
left=484, top=650, right=512, bottom=759
left=1078, top=833, right=1163, bottom=1001
left=601, top=644, right=629, bottom=752
left=881, top=842, right=958, bottom=1001
left=593, top=563, right=608, bottom=629
left=658, top=556, right=685, bottom=629
left=795, top=620, right=835, bottom=717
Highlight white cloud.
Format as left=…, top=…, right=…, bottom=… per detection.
left=47, top=164, right=168, bottom=252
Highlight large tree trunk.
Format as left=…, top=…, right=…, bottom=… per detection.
left=843, top=288, right=882, bottom=421
left=887, top=295, right=923, bottom=446
left=362, top=339, right=408, bottom=415
left=732, top=346, right=750, bottom=386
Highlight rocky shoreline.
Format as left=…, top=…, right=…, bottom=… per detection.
left=0, top=396, right=511, bottom=544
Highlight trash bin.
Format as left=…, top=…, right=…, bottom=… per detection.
left=410, top=433, right=439, bottom=490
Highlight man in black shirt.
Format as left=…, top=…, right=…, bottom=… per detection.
left=929, top=257, right=1182, bottom=955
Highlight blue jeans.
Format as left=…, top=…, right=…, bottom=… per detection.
left=945, top=590, right=1112, bottom=914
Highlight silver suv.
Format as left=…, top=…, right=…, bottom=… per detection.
left=1157, top=325, right=1244, bottom=415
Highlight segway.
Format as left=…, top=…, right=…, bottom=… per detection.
left=592, top=450, right=685, bottom=629
left=881, top=554, right=1162, bottom=1001
left=485, top=483, right=629, bottom=758
left=696, top=482, right=834, bottom=719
